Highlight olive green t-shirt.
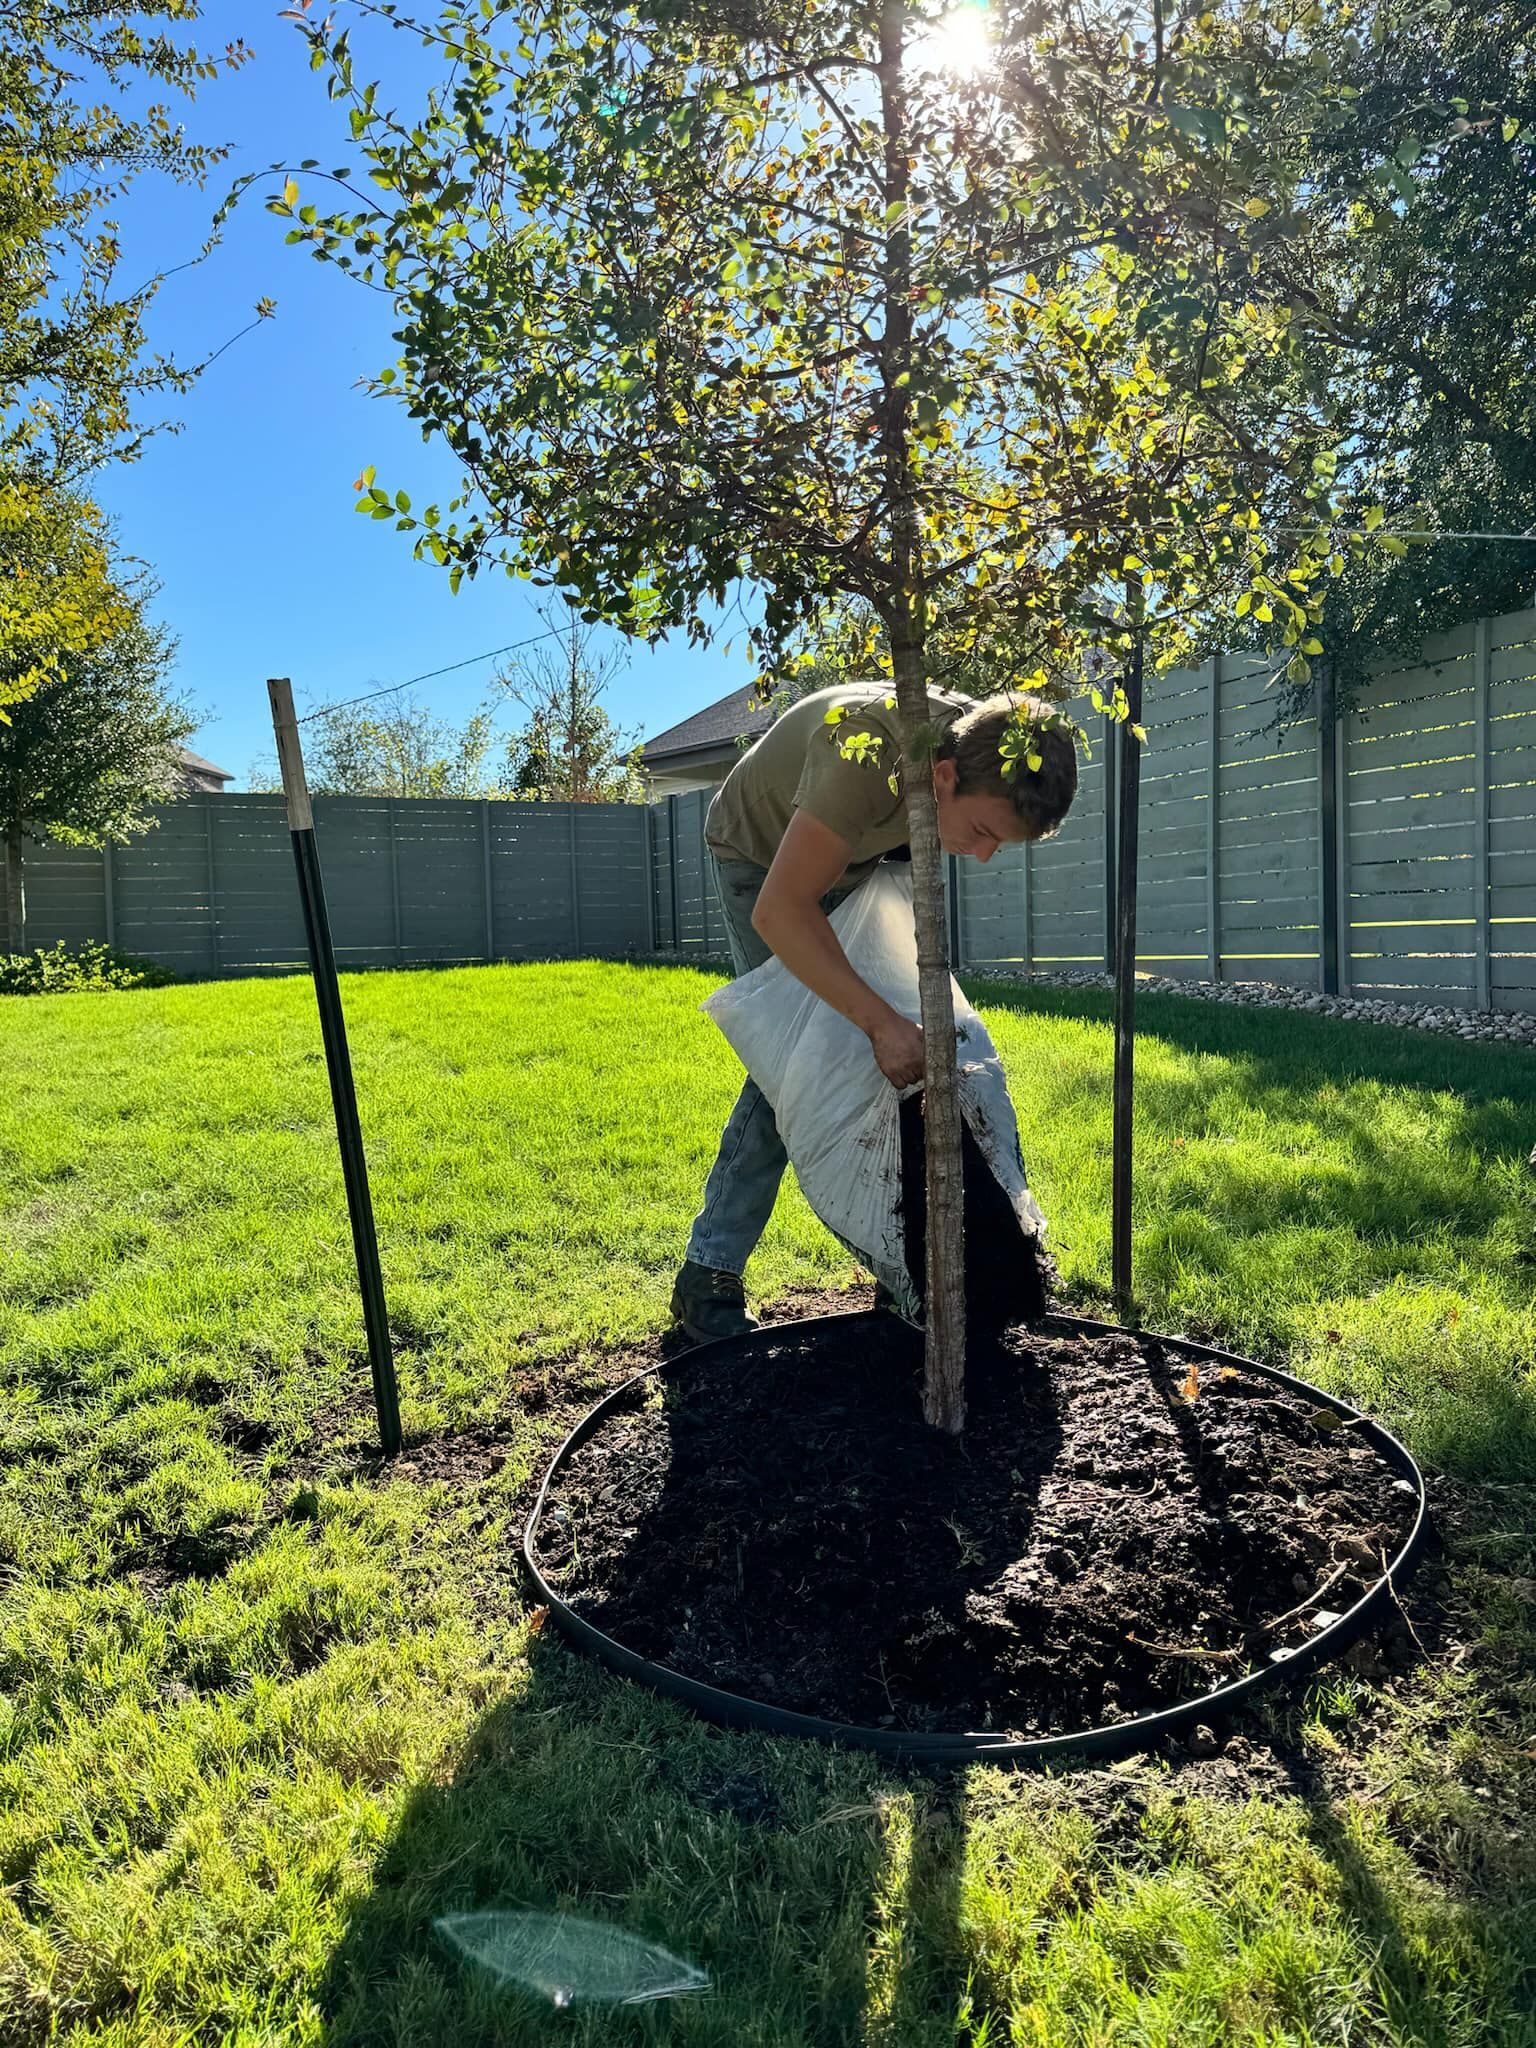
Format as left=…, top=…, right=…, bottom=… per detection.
left=706, top=683, right=967, bottom=886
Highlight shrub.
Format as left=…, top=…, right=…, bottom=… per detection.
left=0, top=941, right=175, bottom=995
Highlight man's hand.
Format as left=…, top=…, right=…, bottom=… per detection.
left=869, top=1012, right=925, bottom=1089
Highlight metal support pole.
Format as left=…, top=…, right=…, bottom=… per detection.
left=268, top=678, right=402, bottom=1458
left=1206, top=656, right=1221, bottom=980
left=1318, top=659, right=1340, bottom=996
left=1112, top=632, right=1144, bottom=1323
left=1102, top=710, right=1119, bottom=974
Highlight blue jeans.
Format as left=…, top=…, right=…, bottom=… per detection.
left=686, top=856, right=854, bottom=1274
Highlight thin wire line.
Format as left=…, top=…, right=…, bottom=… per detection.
left=294, top=523, right=1536, bottom=721
left=296, top=625, right=568, bottom=722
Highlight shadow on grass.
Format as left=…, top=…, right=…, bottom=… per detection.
left=313, top=1634, right=911, bottom=2046
left=976, top=980, right=1536, bottom=1482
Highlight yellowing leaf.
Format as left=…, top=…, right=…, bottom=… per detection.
left=1244, top=196, right=1271, bottom=218
left=282, top=176, right=299, bottom=205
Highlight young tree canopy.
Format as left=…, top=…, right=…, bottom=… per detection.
left=279, top=0, right=1388, bottom=1425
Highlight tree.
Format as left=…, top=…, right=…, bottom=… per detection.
left=250, top=693, right=507, bottom=798
left=2, top=2, right=256, bottom=489
left=1, top=5, right=259, bottom=718
left=499, top=616, right=644, bottom=801
left=283, top=0, right=1374, bottom=1429
left=1219, top=0, right=1536, bottom=701
left=1, top=602, right=192, bottom=951
left=0, top=484, right=133, bottom=718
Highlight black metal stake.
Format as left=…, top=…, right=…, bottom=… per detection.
left=268, top=678, right=403, bottom=1457
left=1112, top=631, right=1144, bottom=1322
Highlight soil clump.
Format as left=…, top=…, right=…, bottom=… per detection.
left=537, top=1317, right=1415, bottom=1736
left=897, top=1093, right=1047, bottom=1327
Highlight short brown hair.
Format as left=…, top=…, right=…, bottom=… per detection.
left=935, top=693, right=1079, bottom=840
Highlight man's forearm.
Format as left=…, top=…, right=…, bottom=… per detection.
left=752, top=897, right=902, bottom=1037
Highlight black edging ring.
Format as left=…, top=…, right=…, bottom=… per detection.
left=522, top=1310, right=1428, bottom=1766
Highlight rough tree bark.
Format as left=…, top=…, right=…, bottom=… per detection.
left=881, top=0, right=966, bottom=1433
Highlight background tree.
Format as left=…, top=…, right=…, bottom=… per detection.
left=1224, top=0, right=1535, bottom=703
left=0, top=486, right=133, bottom=718
left=284, top=0, right=1380, bottom=1428
left=1, top=4, right=259, bottom=718
left=499, top=616, right=644, bottom=801
left=250, top=693, right=507, bottom=798
left=1, top=602, right=192, bottom=950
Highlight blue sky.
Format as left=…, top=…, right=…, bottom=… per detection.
left=93, top=0, right=754, bottom=786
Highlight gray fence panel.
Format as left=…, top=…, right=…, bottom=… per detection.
left=1339, top=638, right=1484, bottom=1005
left=111, top=800, right=219, bottom=976
left=575, top=802, right=654, bottom=955
left=394, top=798, right=489, bottom=964
left=491, top=803, right=587, bottom=959
left=209, top=795, right=306, bottom=972
left=8, top=602, right=1536, bottom=1011
left=1489, top=609, right=1536, bottom=1006
left=17, top=841, right=110, bottom=951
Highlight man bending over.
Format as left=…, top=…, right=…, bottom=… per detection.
left=672, top=683, right=1079, bottom=1343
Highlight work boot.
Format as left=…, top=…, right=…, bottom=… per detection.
left=670, top=1261, right=760, bottom=1344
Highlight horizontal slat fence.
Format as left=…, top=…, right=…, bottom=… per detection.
left=5, top=795, right=655, bottom=977
left=7, top=604, right=1536, bottom=1008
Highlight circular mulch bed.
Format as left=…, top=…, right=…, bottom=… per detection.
left=530, top=1313, right=1420, bottom=1745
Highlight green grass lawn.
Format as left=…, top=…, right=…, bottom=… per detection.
left=1, top=960, right=1533, bottom=2046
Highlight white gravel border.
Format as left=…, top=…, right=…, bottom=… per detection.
left=968, top=967, right=1535, bottom=1047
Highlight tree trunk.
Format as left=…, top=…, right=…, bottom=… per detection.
left=880, top=0, right=966, bottom=1432
left=4, top=823, right=23, bottom=955
left=891, top=642, right=969, bottom=1433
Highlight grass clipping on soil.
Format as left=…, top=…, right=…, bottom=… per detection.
left=537, top=1319, right=1416, bottom=1737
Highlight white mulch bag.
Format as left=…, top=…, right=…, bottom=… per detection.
left=702, top=864, right=1047, bottom=1323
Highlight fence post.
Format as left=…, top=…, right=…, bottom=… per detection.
left=1317, top=659, right=1340, bottom=995
left=481, top=799, right=496, bottom=962
left=642, top=803, right=657, bottom=955
left=1333, top=694, right=1351, bottom=998
left=204, top=798, right=222, bottom=977
left=387, top=803, right=403, bottom=965
left=568, top=804, right=583, bottom=954
left=1206, top=656, right=1221, bottom=980
left=1474, top=615, right=1493, bottom=1012
left=668, top=793, right=681, bottom=950
left=102, top=839, right=116, bottom=948
left=1021, top=835, right=1033, bottom=978
left=696, top=792, right=711, bottom=952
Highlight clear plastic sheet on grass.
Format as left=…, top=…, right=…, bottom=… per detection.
left=434, top=1910, right=710, bottom=2008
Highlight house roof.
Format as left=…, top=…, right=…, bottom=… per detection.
left=642, top=685, right=775, bottom=764
left=177, top=748, right=234, bottom=784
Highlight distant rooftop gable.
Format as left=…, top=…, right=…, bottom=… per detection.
left=176, top=748, right=234, bottom=791
left=642, top=685, right=775, bottom=764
